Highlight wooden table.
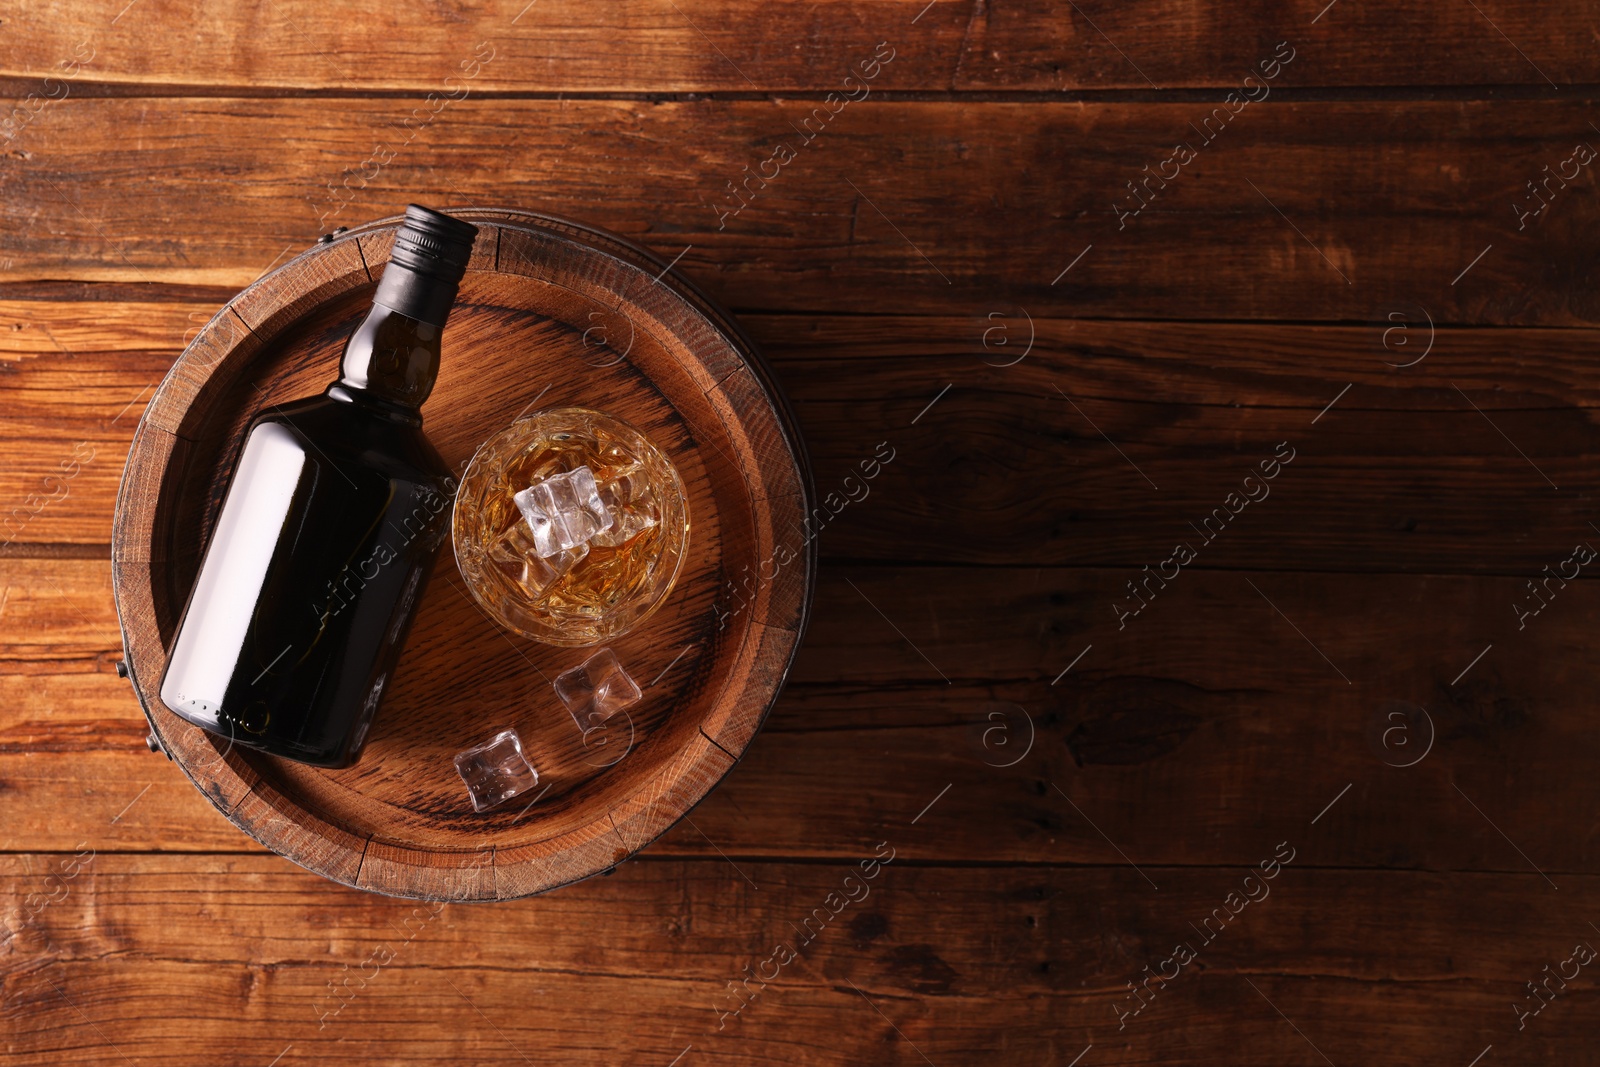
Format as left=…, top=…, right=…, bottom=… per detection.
left=3, top=2, right=1597, bottom=1063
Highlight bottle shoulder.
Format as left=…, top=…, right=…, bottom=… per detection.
left=248, top=393, right=449, bottom=489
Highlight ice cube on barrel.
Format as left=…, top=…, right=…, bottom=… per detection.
left=554, top=648, right=642, bottom=732
left=454, top=728, right=540, bottom=812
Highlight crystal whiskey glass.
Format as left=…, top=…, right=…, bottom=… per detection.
left=453, top=407, right=689, bottom=645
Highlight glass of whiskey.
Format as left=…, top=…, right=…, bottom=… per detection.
left=453, top=407, right=689, bottom=645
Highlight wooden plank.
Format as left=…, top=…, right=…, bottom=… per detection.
left=6, top=558, right=1599, bottom=876
left=2, top=99, right=1599, bottom=321
left=0, top=854, right=1592, bottom=1064
left=1, top=0, right=1595, bottom=92
left=0, top=298, right=175, bottom=553
left=7, top=297, right=1600, bottom=573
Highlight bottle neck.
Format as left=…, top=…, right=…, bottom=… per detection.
left=337, top=263, right=456, bottom=410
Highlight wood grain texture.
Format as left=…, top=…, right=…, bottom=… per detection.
left=5, top=0, right=1599, bottom=1061
left=10, top=297, right=1600, bottom=574
left=2, top=0, right=1595, bottom=91
left=4, top=99, right=1600, bottom=322
left=2, top=854, right=1595, bottom=1065
left=6, top=557, right=1596, bottom=879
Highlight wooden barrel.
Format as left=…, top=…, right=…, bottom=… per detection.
left=111, top=208, right=814, bottom=900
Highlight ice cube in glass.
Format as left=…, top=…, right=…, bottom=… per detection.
left=513, top=465, right=613, bottom=558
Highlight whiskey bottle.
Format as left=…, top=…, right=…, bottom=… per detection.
left=160, top=205, right=478, bottom=767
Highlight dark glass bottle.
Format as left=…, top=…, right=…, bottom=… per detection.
left=160, top=205, right=478, bottom=767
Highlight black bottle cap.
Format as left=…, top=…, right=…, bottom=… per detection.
left=391, top=204, right=478, bottom=278
left=374, top=205, right=479, bottom=327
